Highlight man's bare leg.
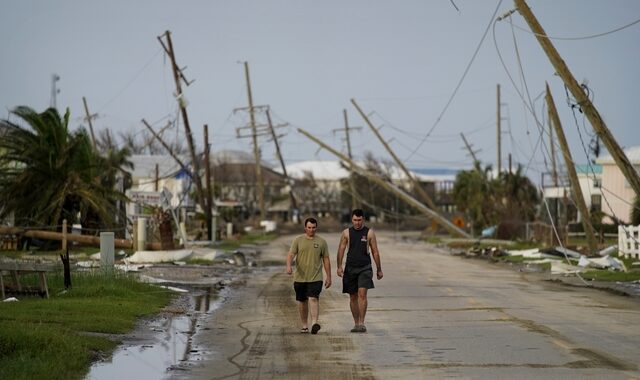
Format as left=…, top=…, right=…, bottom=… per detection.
left=349, top=293, right=361, bottom=332
left=298, top=300, right=309, bottom=330
left=349, top=293, right=359, bottom=325
left=357, top=288, right=368, bottom=331
left=308, top=297, right=319, bottom=325
left=308, top=297, right=322, bottom=334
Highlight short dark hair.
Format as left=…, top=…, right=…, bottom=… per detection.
left=351, top=209, right=364, bottom=217
left=304, top=217, right=318, bottom=227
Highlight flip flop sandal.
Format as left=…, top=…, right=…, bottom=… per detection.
left=300, top=327, right=309, bottom=333
left=311, top=323, right=321, bottom=334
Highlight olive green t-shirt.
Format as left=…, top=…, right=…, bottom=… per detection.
left=290, top=234, right=328, bottom=283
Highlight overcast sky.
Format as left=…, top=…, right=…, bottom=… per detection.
left=2, top=0, right=639, bottom=183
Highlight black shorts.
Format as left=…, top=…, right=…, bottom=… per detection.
left=342, top=265, right=374, bottom=294
left=294, top=281, right=323, bottom=302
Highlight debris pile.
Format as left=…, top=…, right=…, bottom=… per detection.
left=455, top=243, right=628, bottom=275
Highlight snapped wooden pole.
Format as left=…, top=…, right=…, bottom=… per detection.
left=297, top=127, right=471, bottom=238
left=515, top=0, right=640, bottom=196
left=546, top=83, right=598, bottom=255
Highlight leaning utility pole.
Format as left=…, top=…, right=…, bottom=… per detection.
left=332, top=109, right=361, bottom=210
left=82, top=97, right=97, bottom=151
left=243, top=61, right=266, bottom=221
left=142, top=119, right=189, bottom=177
left=514, top=0, right=640, bottom=196
left=547, top=107, right=560, bottom=235
left=266, top=109, right=297, bottom=211
left=546, top=83, right=598, bottom=255
left=158, top=30, right=208, bottom=219
left=460, top=133, right=480, bottom=164
left=351, top=99, right=467, bottom=237
left=497, top=84, right=502, bottom=174
left=548, top=112, right=558, bottom=187
left=297, top=127, right=471, bottom=238
left=351, top=99, right=439, bottom=212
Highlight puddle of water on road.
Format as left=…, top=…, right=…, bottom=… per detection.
left=86, top=286, right=222, bottom=380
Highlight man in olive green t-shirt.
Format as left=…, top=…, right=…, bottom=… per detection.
left=286, top=217, right=331, bottom=334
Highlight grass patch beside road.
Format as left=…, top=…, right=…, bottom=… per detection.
left=215, top=232, right=277, bottom=251
left=580, top=270, right=640, bottom=282
left=0, top=271, right=174, bottom=380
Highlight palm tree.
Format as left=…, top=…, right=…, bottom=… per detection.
left=452, top=162, right=497, bottom=234
left=453, top=161, right=540, bottom=237
left=0, top=106, right=130, bottom=229
left=497, top=165, right=539, bottom=222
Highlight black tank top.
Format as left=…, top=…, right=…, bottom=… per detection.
left=346, top=226, right=371, bottom=267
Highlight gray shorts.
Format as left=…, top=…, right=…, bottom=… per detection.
left=342, top=264, right=374, bottom=294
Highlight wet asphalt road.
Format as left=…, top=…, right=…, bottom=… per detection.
left=173, top=231, right=640, bottom=380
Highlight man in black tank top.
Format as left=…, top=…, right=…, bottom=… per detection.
left=336, top=209, right=383, bottom=333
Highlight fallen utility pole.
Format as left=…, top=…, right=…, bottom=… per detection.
left=142, top=119, right=189, bottom=172
left=297, top=127, right=471, bottom=238
left=158, top=30, right=208, bottom=219
left=546, top=83, right=598, bottom=255
left=0, top=226, right=133, bottom=249
left=266, top=109, right=297, bottom=211
left=351, top=99, right=440, bottom=212
left=460, top=133, right=480, bottom=164
left=82, top=97, right=97, bottom=151
left=514, top=0, right=640, bottom=196
left=351, top=99, right=467, bottom=237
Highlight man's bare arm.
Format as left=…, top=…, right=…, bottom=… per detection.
left=286, top=251, right=296, bottom=275
left=368, top=229, right=383, bottom=280
left=336, top=229, right=348, bottom=277
left=323, top=254, right=332, bottom=288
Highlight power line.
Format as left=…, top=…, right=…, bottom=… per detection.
left=448, top=0, right=460, bottom=13
left=403, top=0, right=504, bottom=163
left=493, top=14, right=553, bottom=177
left=569, top=98, right=640, bottom=221
left=97, top=48, right=163, bottom=113
left=496, top=9, right=640, bottom=249
left=510, top=16, right=640, bottom=41
left=499, top=11, right=640, bottom=223
left=509, top=17, right=554, bottom=175
left=369, top=110, right=495, bottom=143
